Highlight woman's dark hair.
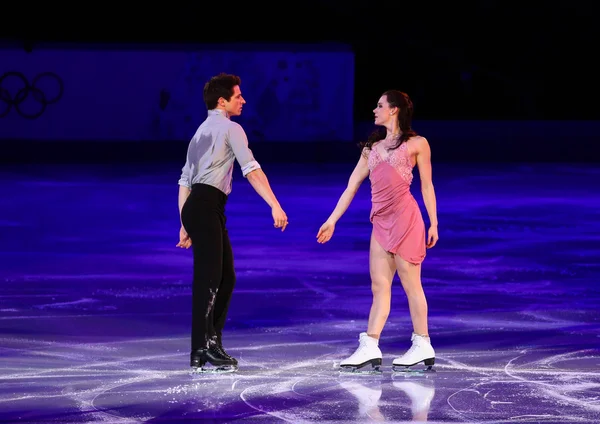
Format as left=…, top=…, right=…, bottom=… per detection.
left=359, top=90, right=418, bottom=154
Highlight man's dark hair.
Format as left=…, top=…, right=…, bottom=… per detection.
left=203, top=73, right=241, bottom=110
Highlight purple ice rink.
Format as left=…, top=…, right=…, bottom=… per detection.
left=1, top=161, right=599, bottom=423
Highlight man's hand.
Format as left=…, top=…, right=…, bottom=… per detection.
left=176, top=225, right=192, bottom=249
left=272, top=205, right=288, bottom=231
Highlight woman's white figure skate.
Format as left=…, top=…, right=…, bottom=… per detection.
left=339, top=332, right=383, bottom=374
left=392, top=333, right=435, bottom=373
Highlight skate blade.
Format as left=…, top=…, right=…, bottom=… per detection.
left=339, top=365, right=382, bottom=375
left=392, top=357, right=435, bottom=374
left=190, top=365, right=238, bottom=374
left=392, top=365, right=436, bottom=375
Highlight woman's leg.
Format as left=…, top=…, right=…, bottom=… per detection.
left=394, top=256, right=428, bottom=336
left=392, top=255, right=435, bottom=369
left=339, top=230, right=396, bottom=372
left=366, top=231, right=397, bottom=339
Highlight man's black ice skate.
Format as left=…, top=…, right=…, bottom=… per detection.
left=190, top=347, right=238, bottom=373
left=213, top=339, right=238, bottom=367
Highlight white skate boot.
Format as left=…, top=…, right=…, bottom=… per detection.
left=392, top=333, right=435, bottom=372
left=339, top=332, right=382, bottom=374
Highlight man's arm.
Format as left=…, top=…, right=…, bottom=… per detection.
left=177, top=150, right=192, bottom=224
left=246, top=168, right=281, bottom=209
left=176, top=157, right=193, bottom=248
left=227, top=124, right=262, bottom=177
left=227, top=124, right=287, bottom=230
left=178, top=185, right=191, bottom=223
left=246, top=168, right=288, bottom=230
left=226, top=123, right=280, bottom=208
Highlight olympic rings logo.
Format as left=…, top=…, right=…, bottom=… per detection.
left=0, top=71, right=64, bottom=119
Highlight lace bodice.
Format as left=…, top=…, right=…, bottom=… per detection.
left=368, top=139, right=414, bottom=184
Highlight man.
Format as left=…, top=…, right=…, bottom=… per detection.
left=176, top=73, right=288, bottom=372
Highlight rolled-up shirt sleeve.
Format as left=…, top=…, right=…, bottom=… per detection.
left=178, top=149, right=192, bottom=188
left=227, top=123, right=261, bottom=177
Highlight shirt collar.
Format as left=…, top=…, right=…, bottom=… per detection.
left=208, top=109, right=230, bottom=119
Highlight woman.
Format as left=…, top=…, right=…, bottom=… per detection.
left=317, top=90, right=439, bottom=372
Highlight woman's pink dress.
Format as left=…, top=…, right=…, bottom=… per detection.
left=367, top=139, right=426, bottom=265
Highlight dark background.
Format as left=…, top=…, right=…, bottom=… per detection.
left=1, top=2, right=599, bottom=163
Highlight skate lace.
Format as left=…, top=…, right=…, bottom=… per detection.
left=352, top=338, right=370, bottom=356
left=215, top=344, right=232, bottom=360
left=404, top=343, right=418, bottom=357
